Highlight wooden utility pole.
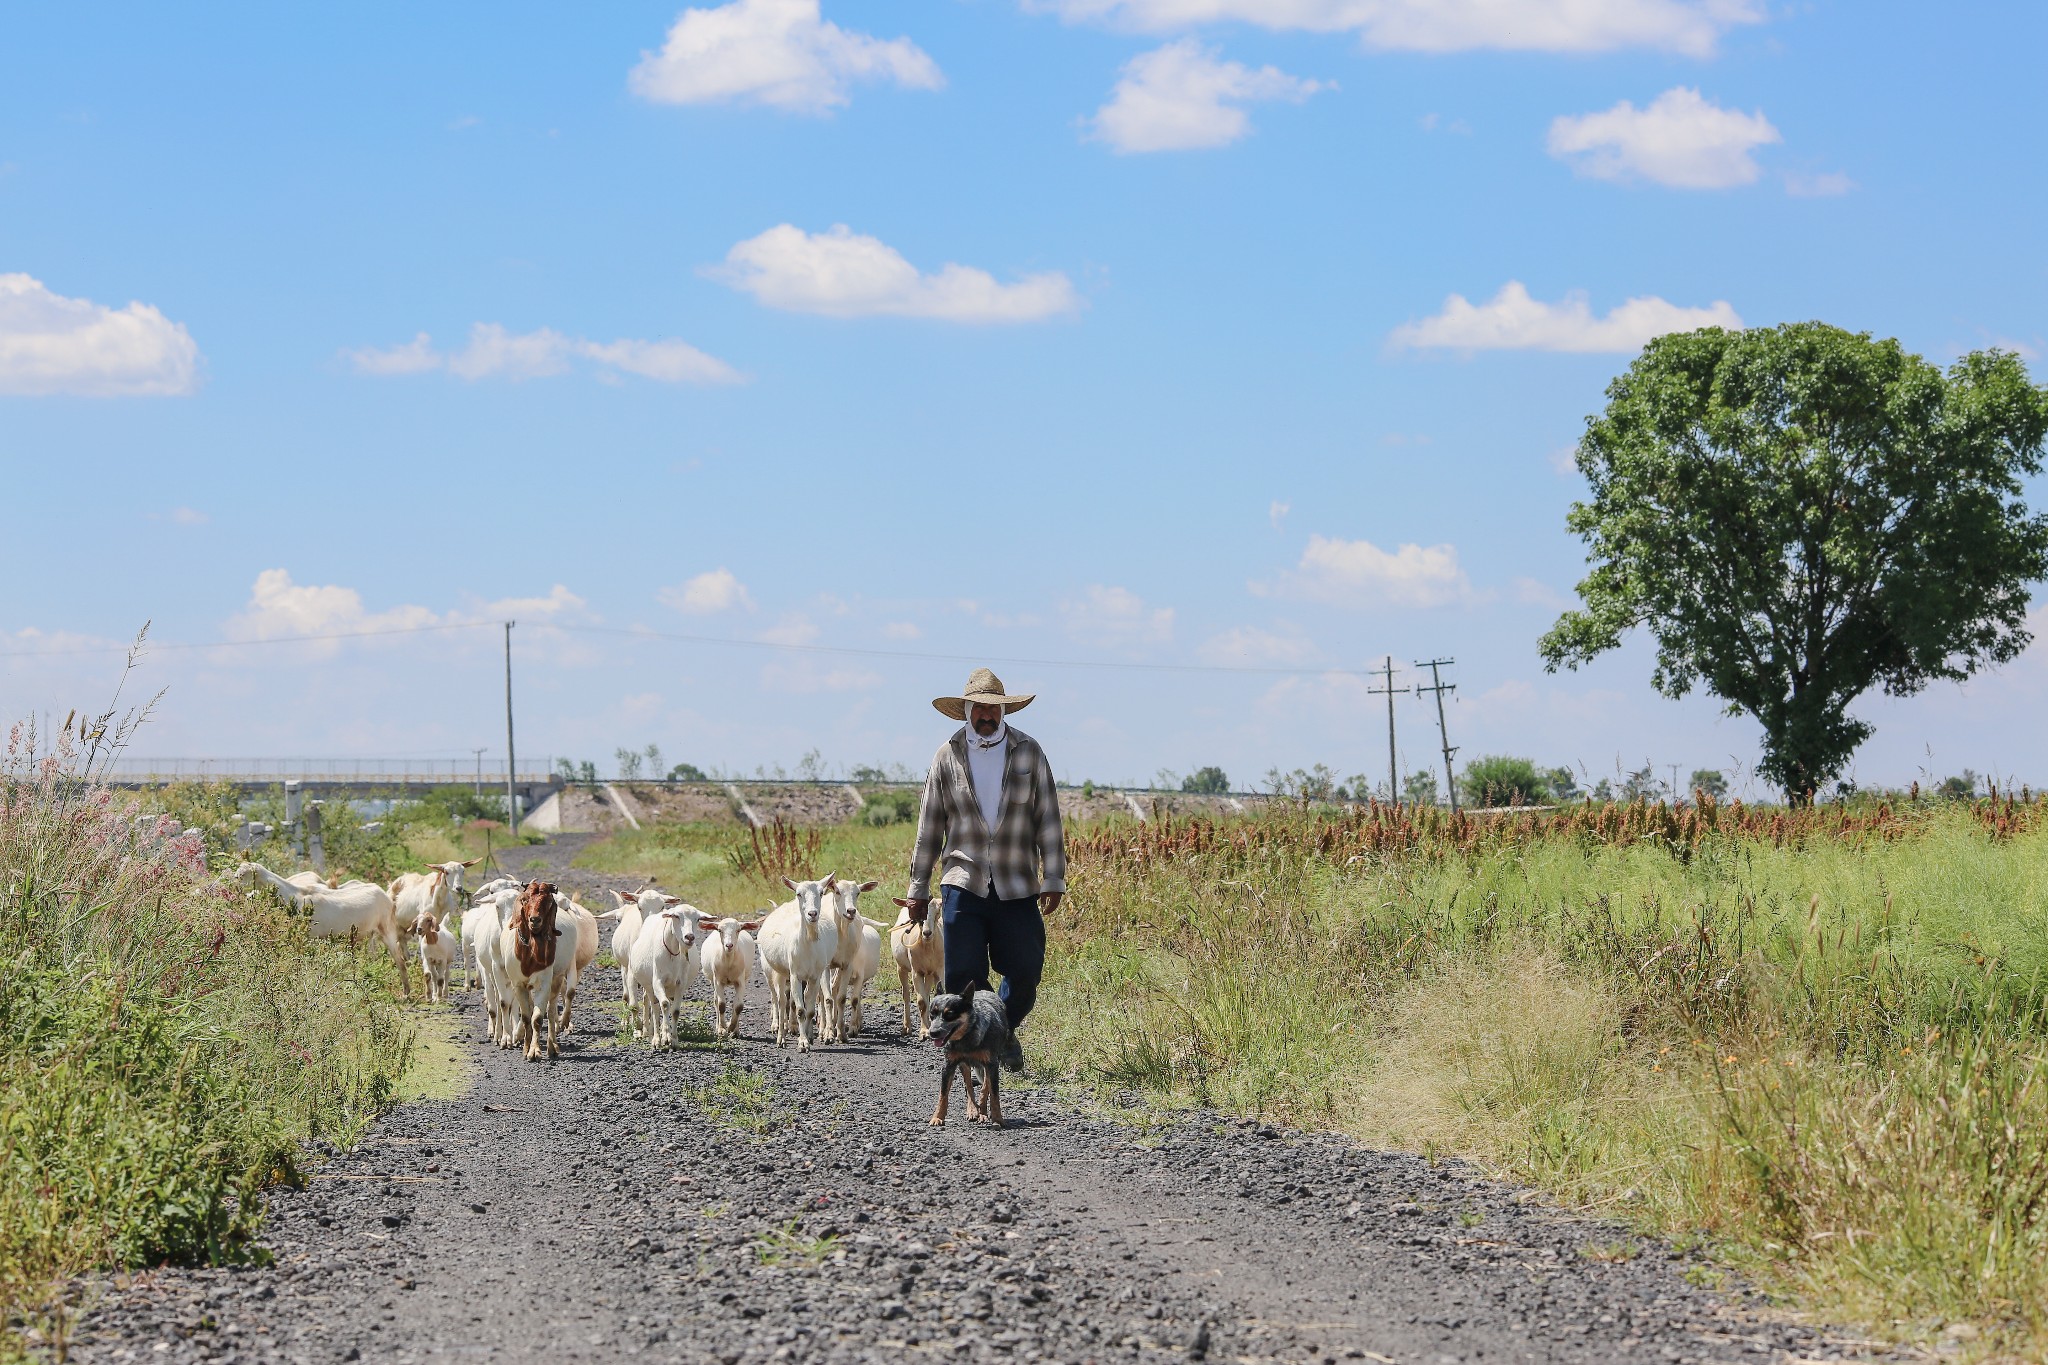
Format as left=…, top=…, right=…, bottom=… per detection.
left=504, top=621, right=520, bottom=836
left=1414, top=658, right=1459, bottom=812
left=1366, top=656, right=1406, bottom=805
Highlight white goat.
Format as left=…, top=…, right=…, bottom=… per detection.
left=837, top=919, right=883, bottom=1039
left=699, top=913, right=763, bottom=1040
left=414, top=911, right=456, bottom=1004
left=890, top=899, right=946, bottom=1035
left=818, top=879, right=879, bottom=1042
left=237, top=861, right=411, bottom=998
left=389, top=858, right=479, bottom=933
left=462, top=890, right=517, bottom=1042
left=599, top=889, right=688, bottom=1036
left=757, top=875, right=840, bottom=1052
left=626, top=903, right=704, bottom=1048
left=555, top=894, right=600, bottom=1034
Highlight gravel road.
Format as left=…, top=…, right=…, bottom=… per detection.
left=70, top=839, right=1888, bottom=1365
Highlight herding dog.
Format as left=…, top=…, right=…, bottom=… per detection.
left=925, top=981, right=1010, bottom=1127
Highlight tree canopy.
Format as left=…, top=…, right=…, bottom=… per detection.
left=1540, top=323, right=2048, bottom=802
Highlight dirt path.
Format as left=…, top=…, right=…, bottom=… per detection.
left=71, top=841, right=1887, bottom=1365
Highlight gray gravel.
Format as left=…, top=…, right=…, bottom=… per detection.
left=68, top=841, right=1892, bottom=1365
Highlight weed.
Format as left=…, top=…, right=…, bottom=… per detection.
left=0, top=707, right=410, bottom=1356
left=1580, top=1239, right=1642, bottom=1263
left=688, top=1064, right=790, bottom=1135
left=755, top=1219, right=842, bottom=1269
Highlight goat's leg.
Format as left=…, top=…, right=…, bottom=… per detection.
left=898, top=965, right=915, bottom=1033
left=383, top=924, right=413, bottom=999
left=792, top=977, right=813, bottom=1052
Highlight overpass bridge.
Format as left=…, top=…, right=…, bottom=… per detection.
left=104, top=757, right=564, bottom=811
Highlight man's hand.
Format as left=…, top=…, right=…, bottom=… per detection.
left=897, top=896, right=932, bottom=923
left=1038, top=891, right=1063, bottom=916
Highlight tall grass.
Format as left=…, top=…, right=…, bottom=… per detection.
left=573, top=821, right=910, bottom=916
left=1029, top=799, right=2048, bottom=1353
left=0, top=723, right=411, bottom=1358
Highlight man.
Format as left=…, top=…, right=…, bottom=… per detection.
left=902, top=667, right=1066, bottom=1073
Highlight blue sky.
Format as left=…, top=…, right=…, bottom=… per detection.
left=4, top=1, right=2046, bottom=796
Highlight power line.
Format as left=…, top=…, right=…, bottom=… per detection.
left=0, top=621, right=491, bottom=658
left=0, top=617, right=1395, bottom=679
left=551, top=624, right=1386, bottom=678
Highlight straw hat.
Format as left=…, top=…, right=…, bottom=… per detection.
left=932, top=667, right=1035, bottom=721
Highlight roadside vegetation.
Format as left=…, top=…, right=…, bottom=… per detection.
left=1028, top=796, right=2048, bottom=1356
left=0, top=723, right=413, bottom=1360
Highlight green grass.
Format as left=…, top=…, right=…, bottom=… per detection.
left=1, top=751, right=413, bottom=1361
left=754, top=1219, right=842, bottom=1269
left=686, top=1063, right=791, bottom=1135
left=1024, top=801, right=2048, bottom=1357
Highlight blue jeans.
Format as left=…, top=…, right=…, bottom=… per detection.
left=941, top=884, right=1046, bottom=1030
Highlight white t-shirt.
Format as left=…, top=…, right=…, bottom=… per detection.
left=965, top=724, right=1007, bottom=836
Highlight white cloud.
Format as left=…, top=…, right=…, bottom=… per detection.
left=1197, top=623, right=1317, bottom=665
left=1512, top=577, right=1568, bottom=609
left=1062, top=585, right=1175, bottom=647
left=660, top=568, right=756, bottom=615
left=1548, top=87, right=1778, bottom=189
left=0, top=273, right=200, bottom=396
left=1390, top=281, right=1741, bottom=354
left=629, top=0, right=943, bottom=115
left=148, top=506, right=209, bottom=526
left=708, top=224, right=1080, bottom=323
left=882, top=621, right=922, bottom=640
left=760, top=659, right=883, bottom=693
left=1784, top=169, right=1854, bottom=198
left=346, top=332, right=442, bottom=375
left=1253, top=534, right=1474, bottom=609
left=574, top=337, right=744, bottom=386
left=1024, top=0, right=1761, bottom=56
left=759, top=613, right=820, bottom=647
left=480, top=585, right=587, bottom=619
left=448, top=324, right=574, bottom=381
left=1268, top=500, right=1291, bottom=530
left=226, top=569, right=442, bottom=642
left=1088, top=39, right=1327, bottom=153
left=348, top=324, right=743, bottom=385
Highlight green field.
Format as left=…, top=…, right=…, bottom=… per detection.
left=15, top=775, right=2048, bottom=1361
left=583, top=798, right=2048, bottom=1356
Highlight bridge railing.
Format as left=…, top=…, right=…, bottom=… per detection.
left=104, top=758, right=557, bottom=785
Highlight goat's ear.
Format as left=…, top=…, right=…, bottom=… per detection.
left=461, top=857, right=481, bottom=867
left=859, top=880, right=879, bottom=893
left=739, top=921, right=762, bottom=934
left=781, top=876, right=799, bottom=892
left=821, top=871, right=837, bottom=890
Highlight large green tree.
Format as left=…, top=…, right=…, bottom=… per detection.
left=1540, top=323, right=2048, bottom=803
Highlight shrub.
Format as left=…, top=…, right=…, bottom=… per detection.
left=1459, top=755, right=1550, bottom=807
left=0, top=722, right=409, bottom=1353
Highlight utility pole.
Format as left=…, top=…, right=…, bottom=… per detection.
left=1415, top=658, right=1459, bottom=812
left=503, top=621, right=519, bottom=836
left=1669, top=763, right=1682, bottom=806
left=472, top=747, right=487, bottom=797
left=1366, top=656, right=1406, bottom=806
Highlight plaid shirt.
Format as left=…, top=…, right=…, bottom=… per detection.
left=907, top=725, right=1067, bottom=902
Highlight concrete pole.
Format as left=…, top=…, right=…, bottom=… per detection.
left=504, top=621, right=520, bottom=836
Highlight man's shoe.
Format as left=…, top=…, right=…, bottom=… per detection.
left=997, top=1032, right=1026, bottom=1074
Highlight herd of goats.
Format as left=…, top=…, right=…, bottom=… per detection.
left=233, top=859, right=943, bottom=1061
